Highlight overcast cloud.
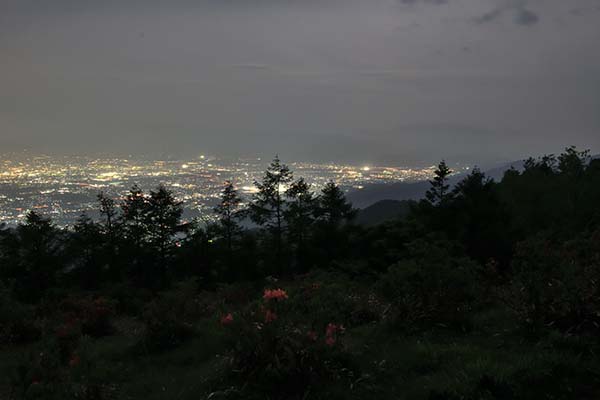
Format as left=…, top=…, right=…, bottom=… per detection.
left=1, top=0, right=599, bottom=165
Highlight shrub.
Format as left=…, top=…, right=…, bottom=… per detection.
left=287, top=272, right=385, bottom=329
left=8, top=336, right=115, bottom=400
left=8, top=339, right=67, bottom=400
left=377, top=239, right=479, bottom=330
left=104, top=283, right=153, bottom=315
left=499, top=232, right=600, bottom=333
left=58, top=295, right=116, bottom=338
left=215, top=287, right=367, bottom=399
left=139, top=280, right=201, bottom=351
left=0, top=284, right=40, bottom=345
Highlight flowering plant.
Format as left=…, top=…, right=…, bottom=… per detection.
left=263, top=288, right=289, bottom=301
left=216, top=285, right=357, bottom=398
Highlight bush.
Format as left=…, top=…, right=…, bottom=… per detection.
left=499, top=232, right=600, bottom=333
left=377, top=239, right=480, bottom=330
left=8, top=336, right=115, bottom=400
left=287, top=271, right=385, bottom=329
left=0, top=284, right=40, bottom=345
left=215, top=287, right=366, bottom=399
left=139, top=279, right=200, bottom=351
left=59, top=295, right=116, bottom=338
left=8, top=338, right=67, bottom=400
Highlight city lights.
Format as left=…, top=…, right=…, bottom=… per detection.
left=0, top=154, right=441, bottom=227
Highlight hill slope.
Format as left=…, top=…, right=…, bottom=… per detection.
left=354, top=199, right=414, bottom=226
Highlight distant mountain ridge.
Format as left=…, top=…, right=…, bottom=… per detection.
left=354, top=199, right=414, bottom=226
left=349, top=159, right=525, bottom=225
left=349, top=155, right=598, bottom=210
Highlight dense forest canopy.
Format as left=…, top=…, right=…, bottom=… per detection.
left=1, top=146, right=600, bottom=399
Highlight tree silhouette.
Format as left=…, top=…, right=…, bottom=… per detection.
left=451, top=169, right=511, bottom=265
left=70, top=213, right=105, bottom=289
left=285, top=178, right=317, bottom=272
left=314, top=181, right=356, bottom=264
left=11, top=211, right=61, bottom=302
left=250, top=156, right=293, bottom=273
left=121, top=185, right=149, bottom=248
left=316, top=181, right=356, bottom=228
left=97, top=192, right=120, bottom=280
left=214, top=180, right=245, bottom=273
left=146, top=185, right=184, bottom=286
left=426, top=160, right=453, bottom=206
left=558, top=146, right=589, bottom=177
left=98, top=192, right=118, bottom=236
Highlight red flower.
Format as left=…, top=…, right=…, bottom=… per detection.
left=325, top=323, right=338, bottom=337
left=325, top=323, right=342, bottom=346
left=265, top=309, right=278, bottom=323
left=220, top=313, right=234, bottom=325
left=263, top=288, right=288, bottom=301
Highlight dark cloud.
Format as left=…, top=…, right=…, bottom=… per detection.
left=515, top=8, right=539, bottom=26
left=475, top=2, right=539, bottom=27
left=474, top=7, right=506, bottom=24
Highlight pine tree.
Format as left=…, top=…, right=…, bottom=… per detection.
left=317, top=181, right=356, bottom=228
left=13, top=211, right=61, bottom=301
left=285, top=178, right=317, bottom=271
left=426, top=160, right=453, bottom=206
left=249, top=156, right=293, bottom=273
left=146, top=185, right=184, bottom=286
left=98, top=192, right=117, bottom=236
left=71, top=213, right=105, bottom=288
left=214, top=180, right=245, bottom=271
left=313, top=181, right=356, bottom=265
left=121, top=185, right=149, bottom=248
left=97, top=192, right=120, bottom=280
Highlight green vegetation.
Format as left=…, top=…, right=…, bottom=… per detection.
left=1, top=147, right=600, bottom=399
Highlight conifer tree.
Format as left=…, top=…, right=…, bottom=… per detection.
left=146, top=185, right=184, bottom=285
left=98, top=192, right=117, bottom=236
left=316, top=181, right=356, bottom=228
left=250, top=156, right=293, bottom=273
left=121, top=185, right=149, bottom=248
left=214, top=180, right=245, bottom=270
left=285, top=178, right=317, bottom=271
left=97, top=192, right=120, bottom=280
left=13, top=211, right=61, bottom=301
left=71, top=213, right=105, bottom=288
left=426, top=160, right=453, bottom=206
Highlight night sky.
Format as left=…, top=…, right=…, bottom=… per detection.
left=1, top=0, right=599, bottom=165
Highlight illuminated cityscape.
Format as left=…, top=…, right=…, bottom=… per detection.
left=0, top=153, right=446, bottom=227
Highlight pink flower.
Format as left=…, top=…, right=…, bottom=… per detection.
left=263, top=288, right=288, bottom=301
left=307, top=330, right=318, bottom=341
left=325, top=323, right=342, bottom=346
left=325, top=323, right=338, bottom=337
left=265, top=309, right=278, bottom=323
left=220, top=313, right=234, bottom=325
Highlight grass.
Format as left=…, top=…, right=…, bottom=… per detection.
left=2, top=283, right=600, bottom=400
